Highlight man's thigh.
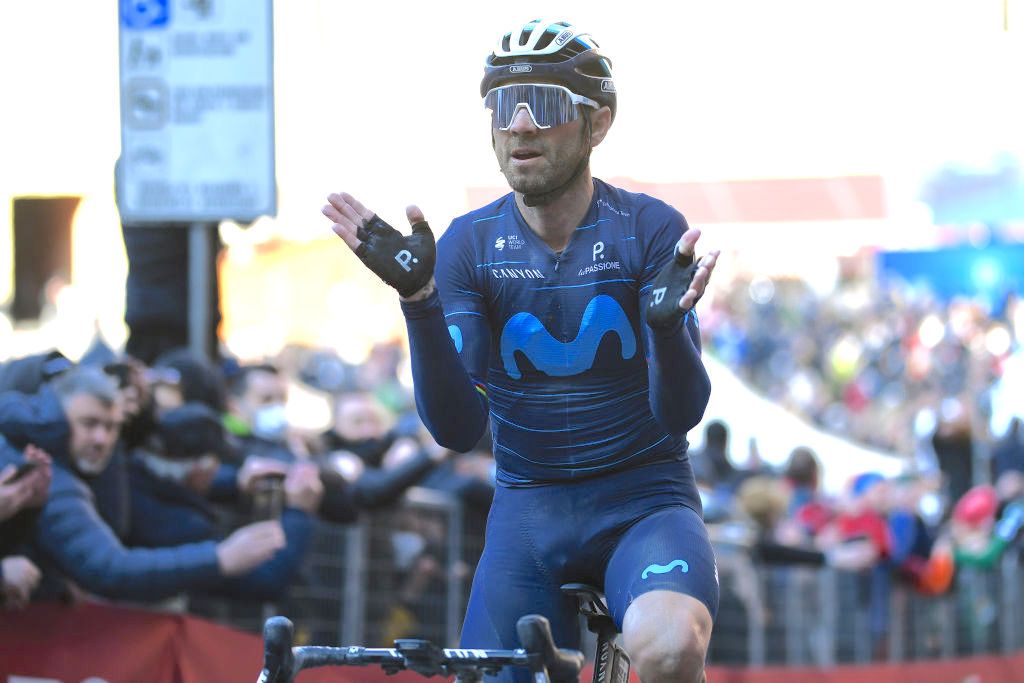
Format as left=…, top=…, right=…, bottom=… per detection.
left=604, top=505, right=719, bottom=629
left=459, top=529, right=581, bottom=683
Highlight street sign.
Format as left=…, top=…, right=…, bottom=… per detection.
left=117, top=0, right=276, bottom=222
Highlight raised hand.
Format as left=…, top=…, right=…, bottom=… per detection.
left=283, top=462, right=323, bottom=514
left=1, top=556, right=41, bottom=609
left=0, top=446, right=52, bottom=522
left=323, top=192, right=436, bottom=299
left=216, top=520, right=286, bottom=576
left=646, top=228, right=719, bottom=329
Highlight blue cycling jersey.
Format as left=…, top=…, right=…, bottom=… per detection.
left=433, top=179, right=702, bottom=486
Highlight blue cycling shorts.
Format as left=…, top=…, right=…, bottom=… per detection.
left=459, top=460, right=719, bottom=682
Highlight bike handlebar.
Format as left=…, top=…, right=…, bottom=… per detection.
left=258, top=614, right=585, bottom=683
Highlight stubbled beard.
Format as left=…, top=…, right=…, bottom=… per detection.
left=73, top=453, right=109, bottom=476
left=497, top=138, right=586, bottom=197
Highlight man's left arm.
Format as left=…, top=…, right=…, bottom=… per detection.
left=638, top=209, right=719, bottom=436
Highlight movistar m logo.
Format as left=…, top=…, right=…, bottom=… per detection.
left=500, top=295, right=635, bottom=379
left=641, top=560, right=689, bottom=580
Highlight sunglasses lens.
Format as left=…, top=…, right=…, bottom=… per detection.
left=484, top=84, right=581, bottom=130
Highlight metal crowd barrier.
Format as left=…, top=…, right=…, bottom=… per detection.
left=710, top=544, right=1024, bottom=666
left=188, top=491, right=1024, bottom=668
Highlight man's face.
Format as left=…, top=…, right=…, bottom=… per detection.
left=333, top=393, right=387, bottom=442
left=492, top=105, right=590, bottom=197
left=64, top=393, right=123, bottom=475
left=237, top=370, right=288, bottom=426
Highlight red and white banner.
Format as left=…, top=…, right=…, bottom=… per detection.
left=2, top=603, right=1024, bottom=683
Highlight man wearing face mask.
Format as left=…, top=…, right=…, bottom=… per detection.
left=319, top=390, right=450, bottom=509
left=227, top=363, right=296, bottom=460
left=212, top=363, right=359, bottom=524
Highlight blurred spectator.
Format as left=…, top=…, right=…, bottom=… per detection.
left=950, top=484, right=1024, bottom=570
left=818, top=472, right=896, bottom=658
left=319, top=389, right=448, bottom=509
left=0, top=444, right=51, bottom=524
left=0, top=349, right=72, bottom=394
left=153, top=347, right=228, bottom=414
left=0, top=366, right=286, bottom=602
left=0, top=442, right=51, bottom=609
left=783, top=446, right=820, bottom=511
left=782, top=446, right=833, bottom=539
left=692, top=420, right=739, bottom=490
left=123, top=402, right=321, bottom=600
left=931, top=397, right=976, bottom=509
left=736, top=475, right=826, bottom=567
left=227, top=363, right=304, bottom=459
left=358, top=341, right=411, bottom=414
left=221, top=363, right=357, bottom=524
left=87, top=355, right=160, bottom=540
left=318, top=389, right=451, bottom=642
left=816, top=473, right=892, bottom=571
left=885, top=474, right=941, bottom=592
left=992, top=416, right=1024, bottom=481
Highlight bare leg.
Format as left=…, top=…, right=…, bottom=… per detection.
left=621, top=590, right=712, bottom=683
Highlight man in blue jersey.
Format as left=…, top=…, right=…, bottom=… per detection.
left=323, top=20, right=720, bottom=683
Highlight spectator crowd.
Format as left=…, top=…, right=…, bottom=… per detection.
left=1, top=265, right=1023, bottom=665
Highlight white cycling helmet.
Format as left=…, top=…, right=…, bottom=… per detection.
left=481, top=19, right=616, bottom=120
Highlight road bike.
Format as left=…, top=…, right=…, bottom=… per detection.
left=257, top=583, right=630, bottom=683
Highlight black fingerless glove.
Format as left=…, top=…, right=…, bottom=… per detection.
left=355, top=214, right=436, bottom=297
left=646, top=248, right=700, bottom=329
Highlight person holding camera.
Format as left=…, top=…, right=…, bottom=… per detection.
left=122, top=401, right=322, bottom=600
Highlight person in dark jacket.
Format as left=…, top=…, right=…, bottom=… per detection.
left=0, top=366, right=286, bottom=603
left=318, top=388, right=450, bottom=510
left=124, top=402, right=321, bottom=600
left=0, top=350, right=72, bottom=394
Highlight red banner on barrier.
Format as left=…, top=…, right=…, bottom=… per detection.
left=2, top=603, right=1024, bottom=683
left=0, top=602, right=417, bottom=683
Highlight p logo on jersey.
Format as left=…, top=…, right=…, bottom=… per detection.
left=355, top=214, right=436, bottom=298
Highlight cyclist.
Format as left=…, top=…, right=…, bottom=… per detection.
left=323, top=19, right=720, bottom=683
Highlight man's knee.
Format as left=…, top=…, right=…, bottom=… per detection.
left=627, top=624, right=707, bottom=682
left=622, top=591, right=712, bottom=683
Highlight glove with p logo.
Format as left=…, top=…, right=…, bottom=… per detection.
left=355, top=214, right=436, bottom=298
left=646, top=248, right=700, bottom=329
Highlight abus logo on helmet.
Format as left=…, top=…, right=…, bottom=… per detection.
left=509, top=64, right=533, bottom=73
left=601, top=79, right=616, bottom=93
left=554, top=29, right=574, bottom=46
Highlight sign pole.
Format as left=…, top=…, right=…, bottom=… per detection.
left=118, top=0, right=275, bottom=361
left=188, top=221, right=212, bottom=359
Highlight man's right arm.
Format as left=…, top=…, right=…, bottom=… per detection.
left=322, top=194, right=490, bottom=453
left=34, top=478, right=282, bottom=601
left=400, top=272, right=490, bottom=453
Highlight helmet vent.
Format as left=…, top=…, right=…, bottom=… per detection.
left=534, top=30, right=557, bottom=51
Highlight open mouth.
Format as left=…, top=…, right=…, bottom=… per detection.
left=512, top=150, right=541, bottom=161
